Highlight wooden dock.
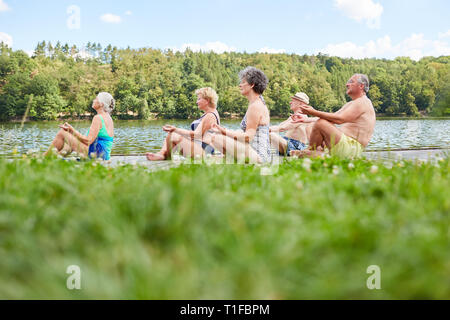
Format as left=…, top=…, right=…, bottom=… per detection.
left=108, top=148, right=448, bottom=168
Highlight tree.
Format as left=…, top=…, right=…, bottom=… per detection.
left=33, top=41, right=46, bottom=57
left=0, top=73, right=31, bottom=119
left=28, top=93, right=66, bottom=120
left=0, top=55, right=18, bottom=80
left=401, top=92, right=419, bottom=116
left=137, top=98, right=151, bottom=120
left=432, top=74, right=450, bottom=116
left=368, top=84, right=382, bottom=112
left=26, top=74, right=66, bottom=120
left=0, top=42, right=448, bottom=121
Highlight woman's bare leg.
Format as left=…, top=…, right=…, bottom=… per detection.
left=269, top=133, right=287, bottom=155
left=146, top=132, right=183, bottom=161
left=290, top=120, right=342, bottom=158
left=176, top=136, right=205, bottom=159
left=210, top=134, right=260, bottom=163
left=60, top=142, right=73, bottom=156
left=44, top=129, right=88, bottom=157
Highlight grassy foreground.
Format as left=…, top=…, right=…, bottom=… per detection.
left=0, top=156, right=449, bottom=299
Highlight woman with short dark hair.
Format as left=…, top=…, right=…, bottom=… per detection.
left=211, top=66, right=271, bottom=163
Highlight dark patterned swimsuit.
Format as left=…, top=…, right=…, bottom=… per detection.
left=190, top=111, right=220, bottom=154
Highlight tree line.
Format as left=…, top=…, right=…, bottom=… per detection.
left=0, top=41, right=449, bottom=121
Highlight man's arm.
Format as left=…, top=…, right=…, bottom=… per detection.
left=270, top=119, right=291, bottom=132
left=301, top=116, right=319, bottom=123
left=300, top=102, right=364, bottom=125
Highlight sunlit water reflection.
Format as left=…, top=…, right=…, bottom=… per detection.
left=0, top=119, right=449, bottom=158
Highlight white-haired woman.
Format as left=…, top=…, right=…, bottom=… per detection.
left=44, top=92, right=115, bottom=160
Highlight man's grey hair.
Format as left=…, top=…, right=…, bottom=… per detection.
left=238, top=66, right=268, bottom=95
left=355, top=74, right=370, bottom=93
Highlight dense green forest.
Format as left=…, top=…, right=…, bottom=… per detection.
left=0, top=41, right=449, bottom=121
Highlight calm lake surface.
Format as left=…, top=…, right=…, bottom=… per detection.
left=0, top=119, right=449, bottom=158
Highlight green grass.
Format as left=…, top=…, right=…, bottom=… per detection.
left=0, top=155, right=449, bottom=299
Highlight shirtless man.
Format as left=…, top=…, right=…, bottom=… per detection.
left=269, top=92, right=317, bottom=156
left=290, top=74, right=376, bottom=159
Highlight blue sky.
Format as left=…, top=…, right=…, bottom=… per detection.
left=0, top=0, right=449, bottom=60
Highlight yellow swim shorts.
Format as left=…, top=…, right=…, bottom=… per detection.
left=329, top=134, right=364, bottom=159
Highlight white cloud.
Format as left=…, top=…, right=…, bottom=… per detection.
left=334, top=0, right=383, bottom=29
left=125, top=11, right=132, bottom=16
left=438, top=30, right=450, bottom=39
left=169, top=41, right=237, bottom=54
left=320, top=36, right=391, bottom=59
left=100, top=13, right=122, bottom=24
left=0, top=32, right=12, bottom=47
left=319, top=33, right=450, bottom=61
left=0, top=0, right=10, bottom=12
left=258, top=47, right=286, bottom=54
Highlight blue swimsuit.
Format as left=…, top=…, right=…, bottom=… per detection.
left=282, top=136, right=307, bottom=156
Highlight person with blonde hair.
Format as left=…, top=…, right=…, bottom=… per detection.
left=146, top=87, right=220, bottom=161
left=44, top=92, right=115, bottom=160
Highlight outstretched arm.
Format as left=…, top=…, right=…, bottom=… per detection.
left=270, top=119, right=290, bottom=133
left=291, top=114, right=319, bottom=124
left=60, top=116, right=102, bottom=146
left=301, top=116, right=319, bottom=123
left=213, top=105, right=260, bottom=143
left=164, top=126, right=191, bottom=137
left=294, top=103, right=363, bottom=125
left=164, top=113, right=216, bottom=140
left=212, top=124, right=253, bottom=142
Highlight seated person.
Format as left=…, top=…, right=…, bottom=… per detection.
left=44, top=92, right=115, bottom=160
left=290, top=74, right=376, bottom=159
left=210, top=67, right=271, bottom=164
left=269, top=92, right=317, bottom=156
left=146, top=87, right=220, bottom=161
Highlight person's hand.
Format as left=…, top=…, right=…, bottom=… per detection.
left=211, top=123, right=226, bottom=135
left=291, top=114, right=307, bottom=124
left=59, top=122, right=73, bottom=132
left=298, top=105, right=315, bottom=116
left=162, top=125, right=176, bottom=133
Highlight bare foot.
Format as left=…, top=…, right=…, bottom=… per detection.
left=290, top=149, right=324, bottom=158
left=146, top=152, right=165, bottom=161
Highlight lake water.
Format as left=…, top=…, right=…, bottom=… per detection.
left=0, top=119, right=449, bottom=158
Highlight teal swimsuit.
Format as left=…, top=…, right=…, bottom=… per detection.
left=87, top=115, right=114, bottom=160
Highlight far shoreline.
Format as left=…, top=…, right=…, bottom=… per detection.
left=3, top=115, right=450, bottom=124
